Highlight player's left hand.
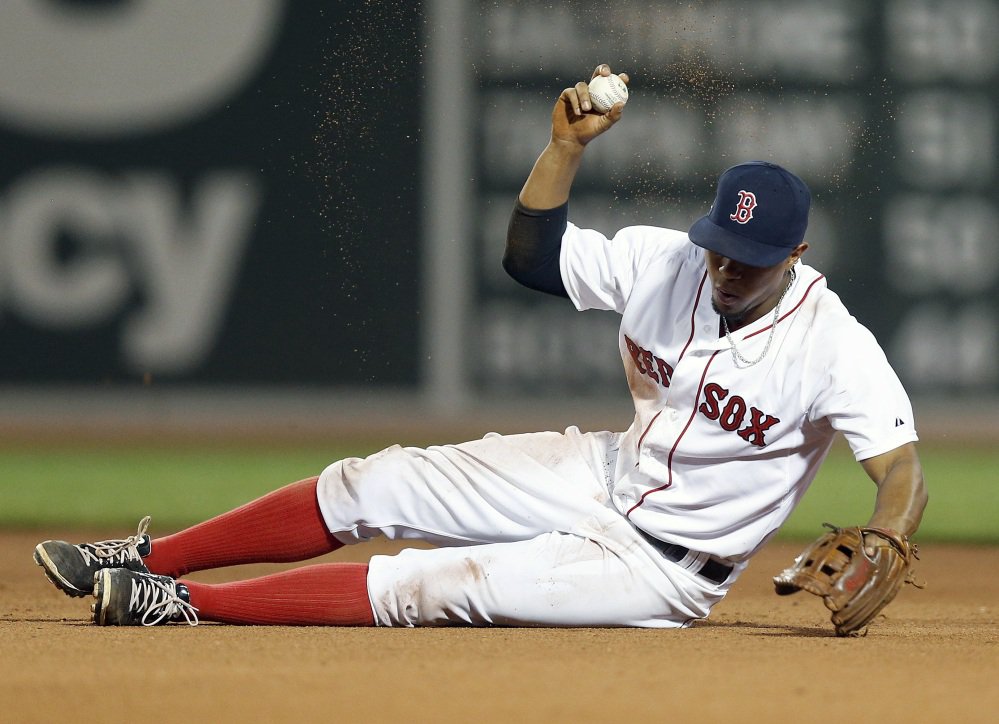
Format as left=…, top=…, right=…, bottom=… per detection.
left=773, top=524, right=922, bottom=636
left=863, top=531, right=892, bottom=557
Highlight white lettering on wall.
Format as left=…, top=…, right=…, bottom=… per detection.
left=893, top=303, right=998, bottom=387
left=884, top=195, right=999, bottom=294
left=1, top=168, right=261, bottom=373
left=887, top=0, right=999, bottom=81
left=482, top=0, right=865, bottom=81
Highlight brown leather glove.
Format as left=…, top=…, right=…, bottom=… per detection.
left=773, top=524, right=921, bottom=636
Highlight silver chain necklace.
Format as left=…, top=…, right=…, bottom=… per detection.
left=721, top=268, right=796, bottom=368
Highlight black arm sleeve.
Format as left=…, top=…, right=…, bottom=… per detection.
left=502, top=200, right=570, bottom=298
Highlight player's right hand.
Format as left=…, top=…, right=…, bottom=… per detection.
left=551, top=64, right=629, bottom=147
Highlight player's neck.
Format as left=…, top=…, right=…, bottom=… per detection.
left=719, top=270, right=794, bottom=333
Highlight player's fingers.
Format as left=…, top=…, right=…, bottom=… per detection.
left=618, top=72, right=630, bottom=85
left=573, top=80, right=592, bottom=113
left=559, top=87, right=584, bottom=117
left=863, top=532, right=887, bottom=557
left=590, top=63, right=612, bottom=80
left=605, top=100, right=626, bottom=125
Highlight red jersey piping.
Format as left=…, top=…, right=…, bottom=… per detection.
left=743, top=274, right=825, bottom=340
left=625, top=273, right=822, bottom=518
left=634, top=270, right=708, bottom=453
left=627, top=349, right=721, bottom=518
left=676, top=271, right=708, bottom=362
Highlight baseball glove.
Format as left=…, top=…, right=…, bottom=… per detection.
left=773, top=523, right=921, bottom=636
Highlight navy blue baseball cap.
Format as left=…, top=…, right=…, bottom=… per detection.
left=688, top=161, right=811, bottom=267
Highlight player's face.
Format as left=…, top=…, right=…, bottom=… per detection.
left=705, top=248, right=804, bottom=329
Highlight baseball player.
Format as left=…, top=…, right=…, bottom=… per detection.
left=34, top=64, right=927, bottom=630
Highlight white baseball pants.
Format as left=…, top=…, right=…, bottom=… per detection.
left=317, top=427, right=730, bottom=627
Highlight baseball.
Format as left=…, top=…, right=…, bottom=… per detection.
left=587, top=73, right=628, bottom=114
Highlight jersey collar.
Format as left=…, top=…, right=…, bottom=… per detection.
left=695, top=261, right=823, bottom=351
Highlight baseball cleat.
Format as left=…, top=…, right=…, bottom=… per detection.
left=92, top=568, right=198, bottom=626
left=33, top=516, right=153, bottom=597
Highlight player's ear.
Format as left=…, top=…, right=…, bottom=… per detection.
left=789, top=242, right=808, bottom=265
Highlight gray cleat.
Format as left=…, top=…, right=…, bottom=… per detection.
left=33, top=516, right=153, bottom=597
left=92, top=568, right=198, bottom=626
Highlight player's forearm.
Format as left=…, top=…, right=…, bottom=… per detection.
left=865, top=456, right=928, bottom=537
left=518, top=139, right=586, bottom=210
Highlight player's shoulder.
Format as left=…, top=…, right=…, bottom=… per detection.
left=609, top=224, right=692, bottom=254
left=805, top=273, right=884, bottom=350
left=618, top=226, right=702, bottom=274
left=565, top=221, right=689, bottom=256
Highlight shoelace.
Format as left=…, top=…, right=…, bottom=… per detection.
left=80, top=516, right=151, bottom=565
left=129, top=575, right=199, bottom=626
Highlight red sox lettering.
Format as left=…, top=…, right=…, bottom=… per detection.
left=698, top=382, right=780, bottom=448
left=624, top=334, right=674, bottom=388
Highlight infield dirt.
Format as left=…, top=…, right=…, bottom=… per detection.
left=2, top=531, right=995, bottom=724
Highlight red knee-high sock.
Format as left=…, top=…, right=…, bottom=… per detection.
left=143, top=477, right=342, bottom=578
left=181, top=563, right=374, bottom=626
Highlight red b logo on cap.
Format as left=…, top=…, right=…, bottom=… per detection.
left=729, top=190, right=757, bottom=224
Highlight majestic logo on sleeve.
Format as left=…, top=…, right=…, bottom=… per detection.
left=729, top=190, right=758, bottom=224
left=698, top=382, right=780, bottom=447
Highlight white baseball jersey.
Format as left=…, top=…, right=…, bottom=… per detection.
left=560, top=221, right=919, bottom=560
left=317, top=221, right=917, bottom=628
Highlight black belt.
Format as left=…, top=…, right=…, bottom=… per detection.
left=639, top=531, right=733, bottom=585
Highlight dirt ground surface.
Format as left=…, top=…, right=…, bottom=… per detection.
left=1, top=531, right=996, bottom=724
